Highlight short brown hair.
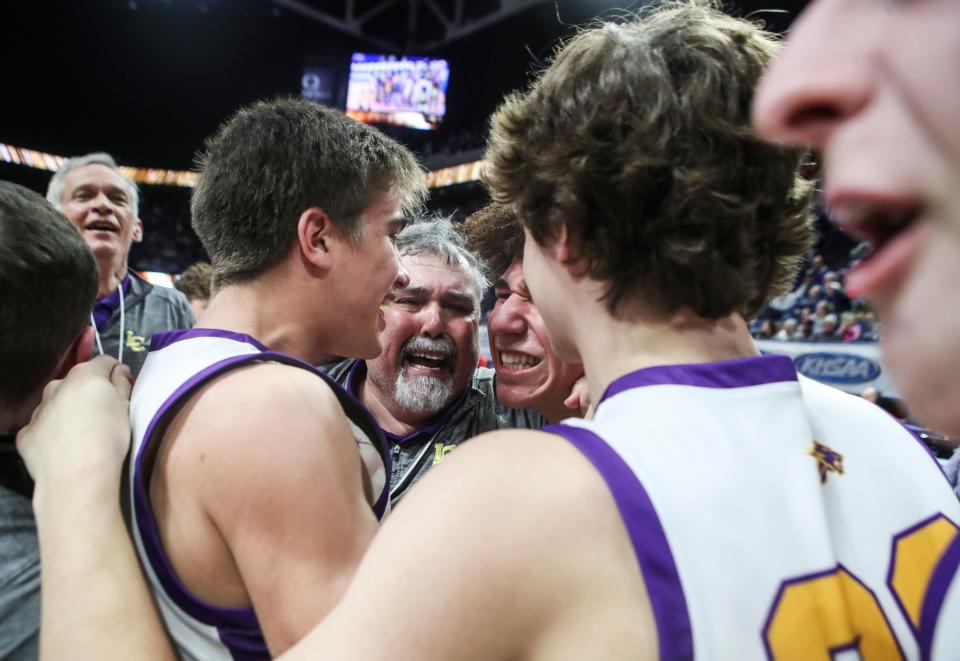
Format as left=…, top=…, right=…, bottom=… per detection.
left=192, top=98, right=427, bottom=288
left=0, top=181, right=98, bottom=406
left=484, top=1, right=813, bottom=319
left=461, top=203, right=522, bottom=279
left=175, top=261, right=213, bottom=302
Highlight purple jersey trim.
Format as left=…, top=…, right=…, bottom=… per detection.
left=149, top=327, right=271, bottom=353
left=133, top=353, right=269, bottom=657
left=898, top=420, right=952, bottom=485
left=544, top=423, right=693, bottom=661
left=919, top=532, right=960, bottom=661
left=600, top=354, right=796, bottom=405
left=133, top=342, right=391, bottom=657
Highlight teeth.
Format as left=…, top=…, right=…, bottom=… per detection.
left=499, top=352, right=541, bottom=369
left=409, top=352, right=444, bottom=360
left=828, top=203, right=916, bottom=231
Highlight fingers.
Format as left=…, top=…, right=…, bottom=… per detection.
left=109, top=363, right=134, bottom=401
left=83, top=354, right=122, bottom=377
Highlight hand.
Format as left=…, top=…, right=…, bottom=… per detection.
left=563, top=376, right=592, bottom=418
left=16, top=355, right=133, bottom=487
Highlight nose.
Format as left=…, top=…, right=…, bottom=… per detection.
left=393, top=263, right=410, bottom=290
left=489, top=294, right=527, bottom=336
left=419, top=302, right=444, bottom=338
left=752, top=1, right=873, bottom=149
left=91, top=191, right=117, bottom=213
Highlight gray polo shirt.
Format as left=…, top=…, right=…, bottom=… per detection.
left=91, top=270, right=195, bottom=378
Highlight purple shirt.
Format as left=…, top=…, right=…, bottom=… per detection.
left=92, top=274, right=131, bottom=330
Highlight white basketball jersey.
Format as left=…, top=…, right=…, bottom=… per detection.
left=549, top=354, right=960, bottom=660
left=127, top=328, right=390, bottom=660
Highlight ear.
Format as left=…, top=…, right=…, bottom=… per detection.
left=297, top=207, right=338, bottom=273
left=52, top=326, right=96, bottom=380
left=132, top=217, right=144, bottom=243
left=553, top=224, right=588, bottom=274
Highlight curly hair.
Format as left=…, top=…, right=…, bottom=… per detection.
left=484, top=1, right=813, bottom=319
left=461, top=203, right=523, bottom=279
left=192, top=97, right=427, bottom=288
left=175, top=261, right=213, bottom=302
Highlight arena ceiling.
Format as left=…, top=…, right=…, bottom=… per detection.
left=271, top=0, right=553, bottom=51
left=2, top=0, right=805, bottom=177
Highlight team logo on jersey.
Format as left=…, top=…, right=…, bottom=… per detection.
left=125, top=330, right=147, bottom=352
left=809, top=440, right=844, bottom=484
left=432, top=442, right=456, bottom=465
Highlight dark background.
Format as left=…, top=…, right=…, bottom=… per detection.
left=0, top=0, right=807, bottom=271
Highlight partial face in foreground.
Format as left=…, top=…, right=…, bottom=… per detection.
left=367, top=253, right=480, bottom=417
left=520, top=229, right=580, bottom=365
left=753, top=0, right=960, bottom=436
left=57, top=164, right=141, bottom=266
left=489, top=259, right=583, bottom=415
left=338, top=190, right=409, bottom=359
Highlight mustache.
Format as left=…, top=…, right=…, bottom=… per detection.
left=401, top=336, right=456, bottom=363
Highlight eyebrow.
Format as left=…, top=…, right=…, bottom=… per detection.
left=395, top=286, right=429, bottom=297
left=443, top=291, right=476, bottom=308
left=74, top=184, right=129, bottom=199
left=394, top=286, right=475, bottom=308
left=493, top=278, right=509, bottom=290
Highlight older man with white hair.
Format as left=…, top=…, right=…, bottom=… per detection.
left=326, top=217, right=546, bottom=503
left=46, top=152, right=194, bottom=376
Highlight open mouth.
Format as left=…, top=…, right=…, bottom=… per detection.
left=828, top=196, right=923, bottom=296
left=498, top=351, right=542, bottom=371
left=831, top=201, right=919, bottom=256
left=405, top=351, right=449, bottom=370
left=85, top=220, right=119, bottom=233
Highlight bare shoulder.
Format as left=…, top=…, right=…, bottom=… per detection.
left=158, top=360, right=361, bottom=499
left=315, top=427, right=658, bottom=661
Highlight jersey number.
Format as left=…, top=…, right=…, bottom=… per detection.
left=763, top=514, right=959, bottom=660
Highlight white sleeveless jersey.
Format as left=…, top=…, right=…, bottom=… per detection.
left=549, top=354, right=960, bottom=660
left=127, top=328, right=390, bottom=660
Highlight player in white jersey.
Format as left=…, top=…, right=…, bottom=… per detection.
left=122, top=98, right=424, bottom=658
left=277, top=4, right=960, bottom=659
left=128, top=329, right=389, bottom=657
left=12, top=2, right=960, bottom=660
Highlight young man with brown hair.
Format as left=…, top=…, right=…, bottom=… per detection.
left=462, top=203, right=585, bottom=422
left=124, top=97, right=426, bottom=657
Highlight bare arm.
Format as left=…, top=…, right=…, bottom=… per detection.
left=17, top=356, right=174, bottom=661
left=282, top=429, right=657, bottom=661
left=161, top=365, right=379, bottom=654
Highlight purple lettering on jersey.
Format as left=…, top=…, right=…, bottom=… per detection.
left=545, top=424, right=693, bottom=661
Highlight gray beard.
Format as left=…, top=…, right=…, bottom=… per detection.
left=392, top=368, right=455, bottom=416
